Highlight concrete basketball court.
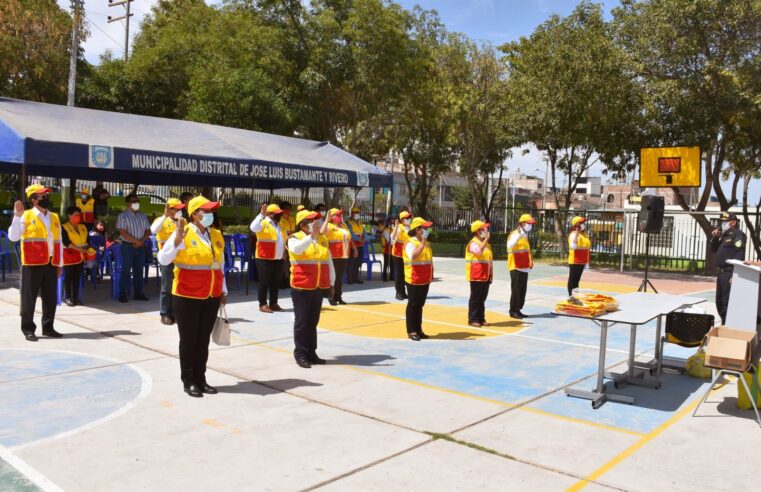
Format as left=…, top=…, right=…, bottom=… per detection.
left=0, top=258, right=758, bottom=491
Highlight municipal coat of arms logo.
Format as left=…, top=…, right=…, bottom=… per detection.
left=89, top=145, right=114, bottom=169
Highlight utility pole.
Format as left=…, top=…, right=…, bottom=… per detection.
left=108, top=0, right=134, bottom=61
left=67, top=0, right=84, bottom=107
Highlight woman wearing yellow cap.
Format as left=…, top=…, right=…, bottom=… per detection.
left=158, top=196, right=226, bottom=398
left=321, top=208, right=355, bottom=305
left=507, top=214, right=536, bottom=319
left=466, top=221, right=493, bottom=327
left=391, top=210, right=412, bottom=300
left=151, top=198, right=187, bottom=325
left=288, top=209, right=335, bottom=367
left=567, top=216, right=591, bottom=296
left=403, top=217, right=434, bottom=341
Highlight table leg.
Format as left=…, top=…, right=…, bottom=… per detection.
left=596, top=320, right=608, bottom=393
left=627, top=323, right=637, bottom=378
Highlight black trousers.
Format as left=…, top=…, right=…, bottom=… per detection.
left=20, top=263, right=58, bottom=335
left=63, top=263, right=84, bottom=302
left=392, top=256, right=406, bottom=296
left=331, top=258, right=347, bottom=302
left=347, top=246, right=364, bottom=283
left=468, top=281, right=490, bottom=323
left=256, top=259, right=283, bottom=307
left=173, top=294, right=221, bottom=387
left=716, top=270, right=732, bottom=324
left=382, top=252, right=391, bottom=281
left=406, top=283, right=430, bottom=334
left=292, top=288, right=323, bottom=361
left=509, top=270, right=529, bottom=313
left=567, top=264, right=585, bottom=296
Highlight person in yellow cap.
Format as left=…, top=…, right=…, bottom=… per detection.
left=346, top=206, right=365, bottom=284
left=151, top=198, right=187, bottom=325
left=61, top=205, right=97, bottom=307
left=567, top=216, right=591, bottom=296
left=381, top=217, right=393, bottom=281
left=278, top=201, right=297, bottom=287
left=250, top=203, right=286, bottom=313
left=466, top=220, right=493, bottom=327
left=158, top=196, right=227, bottom=397
left=8, top=184, right=64, bottom=341
left=391, top=210, right=412, bottom=300
left=404, top=217, right=434, bottom=341
left=297, top=204, right=306, bottom=212
left=320, top=207, right=356, bottom=305
left=507, top=213, right=536, bottom=319
left=288, top=209, right=335, bottom=367
left=76, top=188, right=95, bottom=229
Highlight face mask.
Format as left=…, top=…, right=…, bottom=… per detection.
left=130, top=202, right=140, bottom=211
left=200, top=213, right=214, bottom=228
left=37, top=198, right=50, bottom=209
left=332, top=216, right=342, bottom=224
left=402, top=219, right=411, bottom=226
left=579, top=223, right=586, bottom=232
left=478, top=230, right=487, bottom=239
left=80, top=195, right=88, bottom=201
left=174, top=211, right=183, bottom=220
left=721, top=222, right=730, bottom=233
left=523, top=223, right=533, bottom=232
left=70, top=215, right=81, bottom=225
left=351, top=214, right=359, bottom=221
left=422, top=228, right=430, bottom=239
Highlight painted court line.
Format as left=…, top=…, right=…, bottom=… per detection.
left=0, top=444, right=63, bottom=492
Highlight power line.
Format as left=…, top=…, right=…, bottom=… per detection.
left=84, top=13, right=124, bottom=50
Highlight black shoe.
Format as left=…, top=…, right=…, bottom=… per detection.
left=329, top=300, right=338, bottom=306
left=75, top=299, right=84, bottom=306
left=160, top=315, right=175, bottom=325
left=270, top=304, right=284, bottom=312
left=396, top=294, right=405, bottom=301
left=408, top=333, right=421, bottom=341
left=418, top=332, right=430, bottom=339
left=201, top=384, right=218, bottom=394
left=518, top=311, right=529, bottom=318
left=308, top=355, right=326, bottom=365
left=402, top=293, right=408, bottom=299
left=134, top=294, right=149, bottom=301
left=347, top=281, right=355, bottom=285
left=184, top=385, right=203, bottom=398
left=24, top=333, right=38, bottom=342
left=509, top=311, right=525, bottom=319
left=337, top=298, right=347, bottom=305
left=296, top=359, right=312, bottom=368
left=42, top=328, right=63, bottom=338
left=119, top=295, right=128, bottom=303
left=64, top=298, right=75, bottom=307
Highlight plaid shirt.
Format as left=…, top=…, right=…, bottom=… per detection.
left=116, top=210, right=150, bottom=241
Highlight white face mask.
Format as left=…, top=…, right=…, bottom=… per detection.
left=200, top=213, right=214, bottom=228
left=478, top=230, right=487, bottom=239
left=579, top=223, right=586, bottom=232
left=80, top=195, right=88, bottom=200
left=402, top=219, right=411, bottom=226
left=351, top=214, right=359, bottom=221
left=310, top=221, right=319, bottom=233
left=422, top=228, right=430, bottom=239
left=721, top=222, right=730, bottom=233
left=130, top=202, right=140, bottom=211
left=522, top=223, right=533, bottom=232
left=174, top=211, right=183, bottom=220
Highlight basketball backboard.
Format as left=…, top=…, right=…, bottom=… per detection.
left=640, top=146, right=701, bottom=187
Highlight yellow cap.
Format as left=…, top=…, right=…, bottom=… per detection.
left=571, top=216, right=586, bottom=227
left=399, top=211, right=411, bottom=220
left=297, top=205, right=306, bottom=212
left=296, top=210, right=321, bottom=225
left=187, top=196, right=220, bottom=216
left=79, top=188, right=90, bottom=194
left=409, top=217, right=433, bottom=230
left=470, top=220, right=490, bottom=233
left=166, top=198, right=186, bottom=209
left=266, top=204, right=283, bottom=214
left=329, top=208, right=343, bottom=216
left=518, top=214, right=536, bottom=224
left=350, top=207, right=360, bottom=213
left=25, top=184, right=51, bottom=198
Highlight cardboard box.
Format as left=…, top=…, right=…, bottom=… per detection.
left=704, top=327, right=758, bottom=372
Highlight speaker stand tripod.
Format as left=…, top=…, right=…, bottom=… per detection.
left=638, top=233, right=658, bottom=293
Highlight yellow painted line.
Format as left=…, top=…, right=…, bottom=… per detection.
left=535, top=280, right=637, bottom=294
left=520, top=406, right=644, bottom=438
left=202, top=419, right=225, bottom=428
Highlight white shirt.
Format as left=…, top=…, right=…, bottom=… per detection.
left=287, top=234, right=336, bottom=286
left=507, top=229, right=531, bottom=273
left=8, top=208, right=64, bottom=265
left=382, top=229, right=391, bottom=244
left=157, top=224, right=228, bottom=295
left=568, top=231, right=578, bottom=250
left=250, top=214, right=284, bottom=260
left=150, top=215, right=170, bottom=235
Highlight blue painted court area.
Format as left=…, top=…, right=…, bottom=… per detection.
left=0, top=350, right=146, bottom=448
left=0, top=459, right=39, bottom=492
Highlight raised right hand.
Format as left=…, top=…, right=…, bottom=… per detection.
left=260, top=203, right=268, bottom=215
left=14, top=200, right=24, bottom=217
left=175, top=219, right=186, bottom=240
left=711, top=228, right=721, bottom=237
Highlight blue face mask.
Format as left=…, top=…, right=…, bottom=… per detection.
left=200, top=213, right=214, bottom=228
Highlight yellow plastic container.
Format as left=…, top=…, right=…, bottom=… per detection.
left=737, top=370, right=761, bottom=410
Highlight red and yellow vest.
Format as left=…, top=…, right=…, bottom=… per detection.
left=380, top=227, right=391, bottom=255
left=62, top=222, right=96, bottom=265
left=507, top=230, right=533, bottom=271
left=348, top=219, right=364, bottom=248
left=465, top=239, right=493, bottom=282
left=568, top=232, right=591, bottom=265
left=392, top=225, right=409, bottom=257
left=280, top=215, right=297, bottom=238
left=403, top=237, right=433, bottom=285
left=20, top=210, right=62, bottom=266
left=255, top=218, right=279, bottom=259
left=76, top=197, right=95, bottom=224
left=326, top=223, right=350, bottom=259
left=172, top=226, right=225, bottom=299
left=289, top=231, right=331, bottom=290
left=155, top=217, right=177, bottom=250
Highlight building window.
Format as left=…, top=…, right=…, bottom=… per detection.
left=607, top=194, right=615, bottom=203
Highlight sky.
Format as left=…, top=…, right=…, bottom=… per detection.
left=58, top=0, right=757, bottom=202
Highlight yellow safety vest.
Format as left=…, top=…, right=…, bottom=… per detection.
left=155, top=217, right=177, bottom=250
left=507, top=230, right=533, bottom=271
left=172, top=226, right=225, bottom=299
left=280, top=215, right=297, bottom=237
left=326, top=223, right=350, bottom=259
left=392, top=225, right=409, bottom=257
left=20, top=210, right=62, bottom=266
left=62, top=222, right=95, bottom=265
left=289, top=231, right=331, bottom=290
left=76, top=198, right=95, bottom=223
left=255, top=219, right=279, bottom=259
left=348, top=219, right=364, bottom=248
left=380, top=226, right=391, bottom=254
left=465, top=239, right=493, bottom=282
left=403, top=237, right=433, bottom=285
left=568, top=232, right=591, bottom=265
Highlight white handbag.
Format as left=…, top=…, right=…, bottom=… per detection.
left=212, top=305, right=231, bottom=346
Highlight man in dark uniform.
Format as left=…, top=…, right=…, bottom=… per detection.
left=711, top=212, right=746, bottom=324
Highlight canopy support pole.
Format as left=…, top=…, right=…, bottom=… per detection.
left=19, top=164, right=27, bottom=200
left=371, top=187, right=376, bottom=220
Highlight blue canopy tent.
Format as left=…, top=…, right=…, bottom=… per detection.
left=0, top=98, right=391, bottom=190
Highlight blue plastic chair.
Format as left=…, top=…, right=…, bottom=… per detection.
left=145, top=236, right=160, bottom=284
left=232, top=233, right=249, bottom=271
left=362, top=240, right=382, bottom=281
left=89, top=233, right=109, bottom=278
left=223, top=245, right=241, bottom=291
left=107, top=244, right=124, bottom=299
